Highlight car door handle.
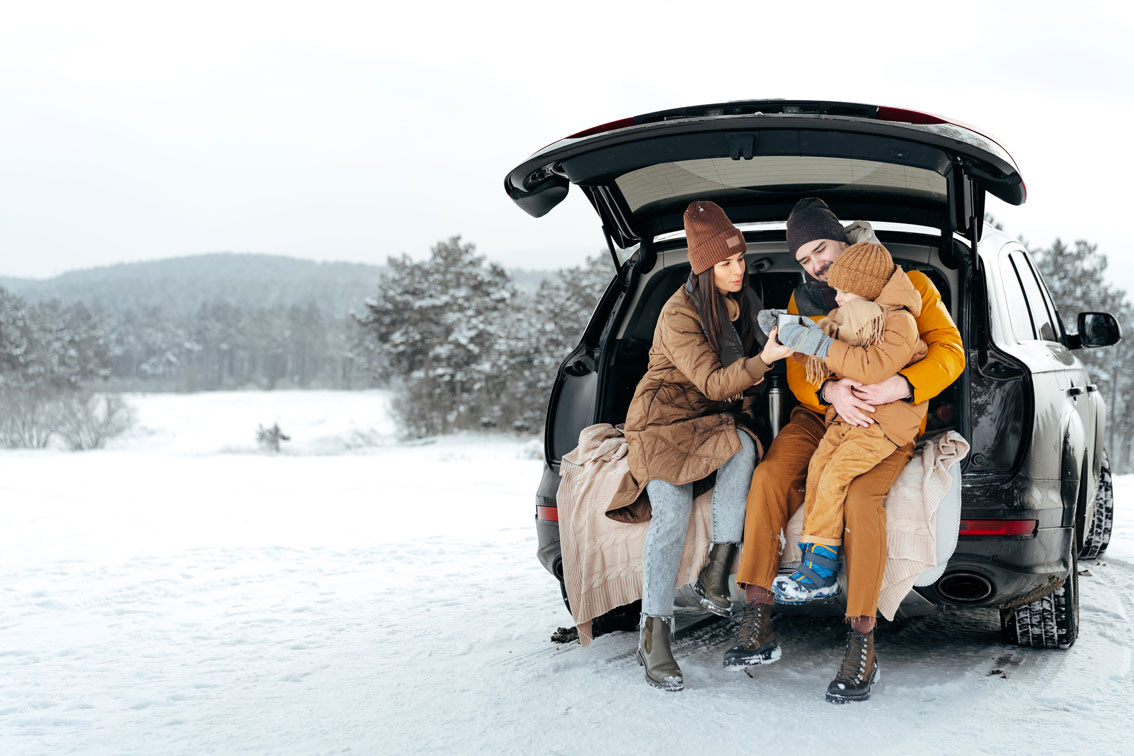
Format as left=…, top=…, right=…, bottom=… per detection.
left=1086, top=384, right=1098, bottom=392
left=1067, top=386, right=1084, bottom=397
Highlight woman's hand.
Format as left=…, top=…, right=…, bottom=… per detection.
left=759, top=327, right=794, bottom=364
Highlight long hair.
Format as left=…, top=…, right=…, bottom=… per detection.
left=689, top=268, right=755, bottom=357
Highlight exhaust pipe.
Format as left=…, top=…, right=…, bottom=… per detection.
left=935, top=572, right=994, bottom=603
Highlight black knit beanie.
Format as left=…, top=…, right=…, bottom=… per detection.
left=786, top=197, right=848, bottom=255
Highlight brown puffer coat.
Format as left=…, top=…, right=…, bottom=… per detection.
left=607, top=286, right=770, bottom=522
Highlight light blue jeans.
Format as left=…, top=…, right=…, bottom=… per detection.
left=641, top=430, right=756, bottom=618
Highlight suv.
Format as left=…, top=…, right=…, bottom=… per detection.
left=504, top=100, right=1119, bottom=649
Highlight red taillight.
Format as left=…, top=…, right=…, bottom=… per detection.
left=877, top=106, right=949, bottom=125
left=536, top=505, right=559, bottom=522
left=959, top=519, right=1037, bottom=536
left=565, top=117, right=635, bottom=140
left=878, top=105, right=1017, bottom=177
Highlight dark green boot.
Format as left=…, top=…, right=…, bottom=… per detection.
left=693, top=543, right=737, bottom=617
left=637, top=616, right=683, bottom=691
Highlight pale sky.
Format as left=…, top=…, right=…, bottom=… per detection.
left=2, top=1, right=1131, bottom=284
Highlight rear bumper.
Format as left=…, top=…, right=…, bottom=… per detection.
left=535, top=464, right=563, bottom=579
left=919, top=525, right=1073, bottom=609
left=536, top=518, right=562, bottom=578
left=534, top=464, right=1074, bottom=610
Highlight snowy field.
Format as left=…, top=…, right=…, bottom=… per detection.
left=2, top=391, right=1132, bottom=756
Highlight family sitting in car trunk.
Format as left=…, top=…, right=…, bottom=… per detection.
left=612, top=197, right=964, bottom=702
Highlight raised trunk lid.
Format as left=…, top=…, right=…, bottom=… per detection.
left=504, top=100, right=1024, bottom=252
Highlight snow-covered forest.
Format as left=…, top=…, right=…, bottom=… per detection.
left=0, top=240, right=607, bottom=447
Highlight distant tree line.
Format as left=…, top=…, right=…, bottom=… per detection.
left=102, top=303, right=381, bottom=392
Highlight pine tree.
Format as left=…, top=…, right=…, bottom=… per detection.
left=358, top=236, right=516, bottom=435
left=498, top=254, right=613, bottom=431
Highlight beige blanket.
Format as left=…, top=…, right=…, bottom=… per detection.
left=557, top=423, right=712, bottom=646
left=782, top=430, right=970, bottom=619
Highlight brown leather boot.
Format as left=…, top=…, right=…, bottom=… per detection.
left=722, top=602, right=780, bottom=669
left=637, top=616, right=683, bottom=691
left=825, top=628, right=879, bottom=703
left=693, top=543, right=736, bottom=617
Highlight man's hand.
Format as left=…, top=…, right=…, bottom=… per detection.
left=823, top=378, right=875, bottom=427
left=851, top=375, right=912, bottom=405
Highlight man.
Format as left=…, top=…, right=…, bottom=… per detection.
left=726, top=197, right=964, bottom=703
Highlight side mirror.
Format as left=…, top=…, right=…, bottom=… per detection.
left=1077, top=312, right=1121, bottom=348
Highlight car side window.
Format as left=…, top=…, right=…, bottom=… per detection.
left=1010, top=252, right=1058, bottom=342
left=1000, top=254, right=1036, bottom=342
left=1021, top=255, right=1067, bottom=343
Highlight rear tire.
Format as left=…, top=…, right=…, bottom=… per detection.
left=1000, top=534, right=1079, bottom=650
left=1081, top=450, right=1113, bottom=560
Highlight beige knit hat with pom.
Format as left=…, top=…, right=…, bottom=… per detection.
left=827, top=242, right=894, bottom=301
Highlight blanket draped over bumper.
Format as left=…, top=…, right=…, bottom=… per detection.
left=557, top=424, right=970, bottom=644
left=557, top=423, right=712, bottom=646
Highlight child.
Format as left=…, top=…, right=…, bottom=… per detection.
left=764, top=242, right=929, bottom=603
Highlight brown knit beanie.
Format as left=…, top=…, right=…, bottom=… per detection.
left=684, top=201, right=746, bottom=274
left=827, top=242, right=894, bottom=301
left=786, top=197, right=848, bottom=255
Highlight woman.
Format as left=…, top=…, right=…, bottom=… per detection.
left=620, top=201, right=792, bottom=691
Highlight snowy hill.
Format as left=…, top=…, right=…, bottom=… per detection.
left=0, top=253, right=559, bottom=318
left=0, top=253, right=389, bottom=317
left=0, top=391, right=1129, bottom=755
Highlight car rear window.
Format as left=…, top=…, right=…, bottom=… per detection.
left=614, top=156, right=946, bottom=213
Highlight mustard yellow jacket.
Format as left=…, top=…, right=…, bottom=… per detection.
left=786, top=270, right=964, bottom=433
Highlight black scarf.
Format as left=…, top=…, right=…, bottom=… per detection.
left=794, top=274, right=839, bottom=317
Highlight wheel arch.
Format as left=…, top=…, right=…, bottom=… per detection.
left=1059, top=412, right=1087, bottom=536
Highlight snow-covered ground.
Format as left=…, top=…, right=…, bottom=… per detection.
left=1, top=391, right=1131, bottom=755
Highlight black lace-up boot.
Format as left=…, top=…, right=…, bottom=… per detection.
left=825, top=627, right=879, bottom=703
left=722, top=602, right=780, bottom=669
left=637, top=616, right=683, bottom=691
left=693, top=543, right=737, bottom=617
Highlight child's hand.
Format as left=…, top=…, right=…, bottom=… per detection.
left=851, top=375, right=913, bottom=404
left=823, top=378, right=875, bottom=427
left=777, top=321, right=833, bottom=357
